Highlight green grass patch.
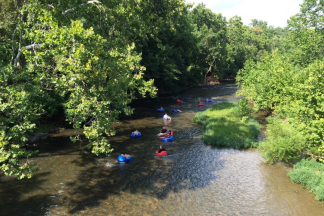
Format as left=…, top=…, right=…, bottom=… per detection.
left=193, top=102, right=261, bottom=148
left=259, top=117, right=307, bottom=164
left=288, top=159, right=324, bottom=201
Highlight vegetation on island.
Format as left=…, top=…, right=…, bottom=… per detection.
left=193, top=102, right=261, bottom=148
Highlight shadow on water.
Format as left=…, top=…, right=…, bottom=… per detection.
left=0, top=172, right=52, bottom=216
left=63, top=140, right=226, bottom=214
left=50, top=84, right=240, bottom=214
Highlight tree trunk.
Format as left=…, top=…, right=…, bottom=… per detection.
left=204, top=58, right=216, bottom=85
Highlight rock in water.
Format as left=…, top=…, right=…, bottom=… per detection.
left=28, top=132, right=48, bottom=144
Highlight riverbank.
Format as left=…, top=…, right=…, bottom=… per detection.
left=192, top=102, right=261, bottom=148
left=259, top=117, right=324, bottom=201
left=193, top=101, right=324, bottom=201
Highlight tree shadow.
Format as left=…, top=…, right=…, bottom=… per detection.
left=0, top=171, right=52, bottom=216
left=61, top=138, right=226, bottom=214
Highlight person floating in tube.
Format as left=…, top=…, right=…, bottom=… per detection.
left=157, top=106, right=164, bottom=111
left=157, top=126, right=168, bottom=137
left=156, top=145, right=166, bottom=153
left=121, top=154, right=131, bottom=158
left=163, top=113, right=171, bottom=120
left=159, top=130, right=172, bottom=139
left=173, top=108, right=182, bottom=112
left=132, top=129, right=141, bottom=136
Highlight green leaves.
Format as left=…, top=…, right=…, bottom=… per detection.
left=238, top=98, right=252, bottom=117
left=288, top=159, right=324, bottom=201
left=237, top=0, right=324, bottom=165
left=259, top=117, right=307, bottom=164
left=0, top=0, right=160, bottom=179
left=287, top=0, right=324, bottom=65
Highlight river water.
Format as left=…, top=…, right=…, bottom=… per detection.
left=1, top=84, right=324, bottom=216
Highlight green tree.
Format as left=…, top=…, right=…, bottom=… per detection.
left=189, top=3, right=227, bottom=81
left=138, top=4, right=197, bottom=92
left=2, top=0, right=197, bottom=179
left=287, top=0, right=324, bottom=65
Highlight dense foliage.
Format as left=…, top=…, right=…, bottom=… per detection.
left=193, top=102, right=261, bottom=148
left=0, top=0, right=177, bottom=179
left=237, top=0, right=324, bottom=157
left=236, top=0, right=324, bottom=200
left=259, top=117, right=306, bottom=164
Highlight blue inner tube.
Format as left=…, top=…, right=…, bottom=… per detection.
left=157, top=108, right=164, bottom=112
left=162, top=136, right=174, bottom=142
left=162, top=117, right=171, bottom=120
left=172, top=109, right=180, bottom=113
left=205, top=99, right=212, bottom=102
left=131, top=133, right=142, bottom=138
left=117, top=155, right=132, bottom=162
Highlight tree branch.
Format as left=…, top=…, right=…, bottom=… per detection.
left=62, top=0, right=102, bottom=15
left=304, top=151, right=324, bottom=160
left=14, top=14, right=23, bottom=67
left=10, top=12, right=20, bottom=65
left=14, top=43, right=44, bottom=67
left=25, top=44, right=44, bottom=50
left=11, top=25, right=18, bottom=65
left=204, top=58, right=216, bottom=84
left=48, top=4, right=55, bottom=9
left=85, top=116, right=97, bottom=126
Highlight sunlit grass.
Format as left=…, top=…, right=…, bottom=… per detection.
left=193, top=102, right=261, bottom=148
left=288, top=159, right=324, bottom=201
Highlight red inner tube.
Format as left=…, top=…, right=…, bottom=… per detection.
left=176, top=100, right=182, bottom=103
left=198, top=104, right=204, bottom=106
left=155, top=151, right=167, bottom=156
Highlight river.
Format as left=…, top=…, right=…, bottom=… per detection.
left=1, top=84, right=324, bottom=215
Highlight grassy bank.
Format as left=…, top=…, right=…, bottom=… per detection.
left=258, top=117, right=324, bottom=201
left=288, top=159, right=324, bottom=201
left=192, top=102, right=261, bottom=148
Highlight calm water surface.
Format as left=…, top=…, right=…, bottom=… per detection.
left=1, top=84, right=324, bottom=215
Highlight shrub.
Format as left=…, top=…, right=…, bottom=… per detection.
left=238, top=98, right=252, bottom=117
left=259, top=117, right=307, bottom=164
left=242, top=116, right=249, bottom=123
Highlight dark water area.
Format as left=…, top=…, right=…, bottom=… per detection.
left=1, top=84, right=324, bottom=215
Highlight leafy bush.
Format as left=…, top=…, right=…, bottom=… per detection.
left=241, top=116, right=249, bottom=123
left=288, top=159, right=324, bottom=201
left=193, top=102, right=261, bottom=148
left=238, top=98, right=252, bottom=117
left=259, top=117, right=307, bottom=164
